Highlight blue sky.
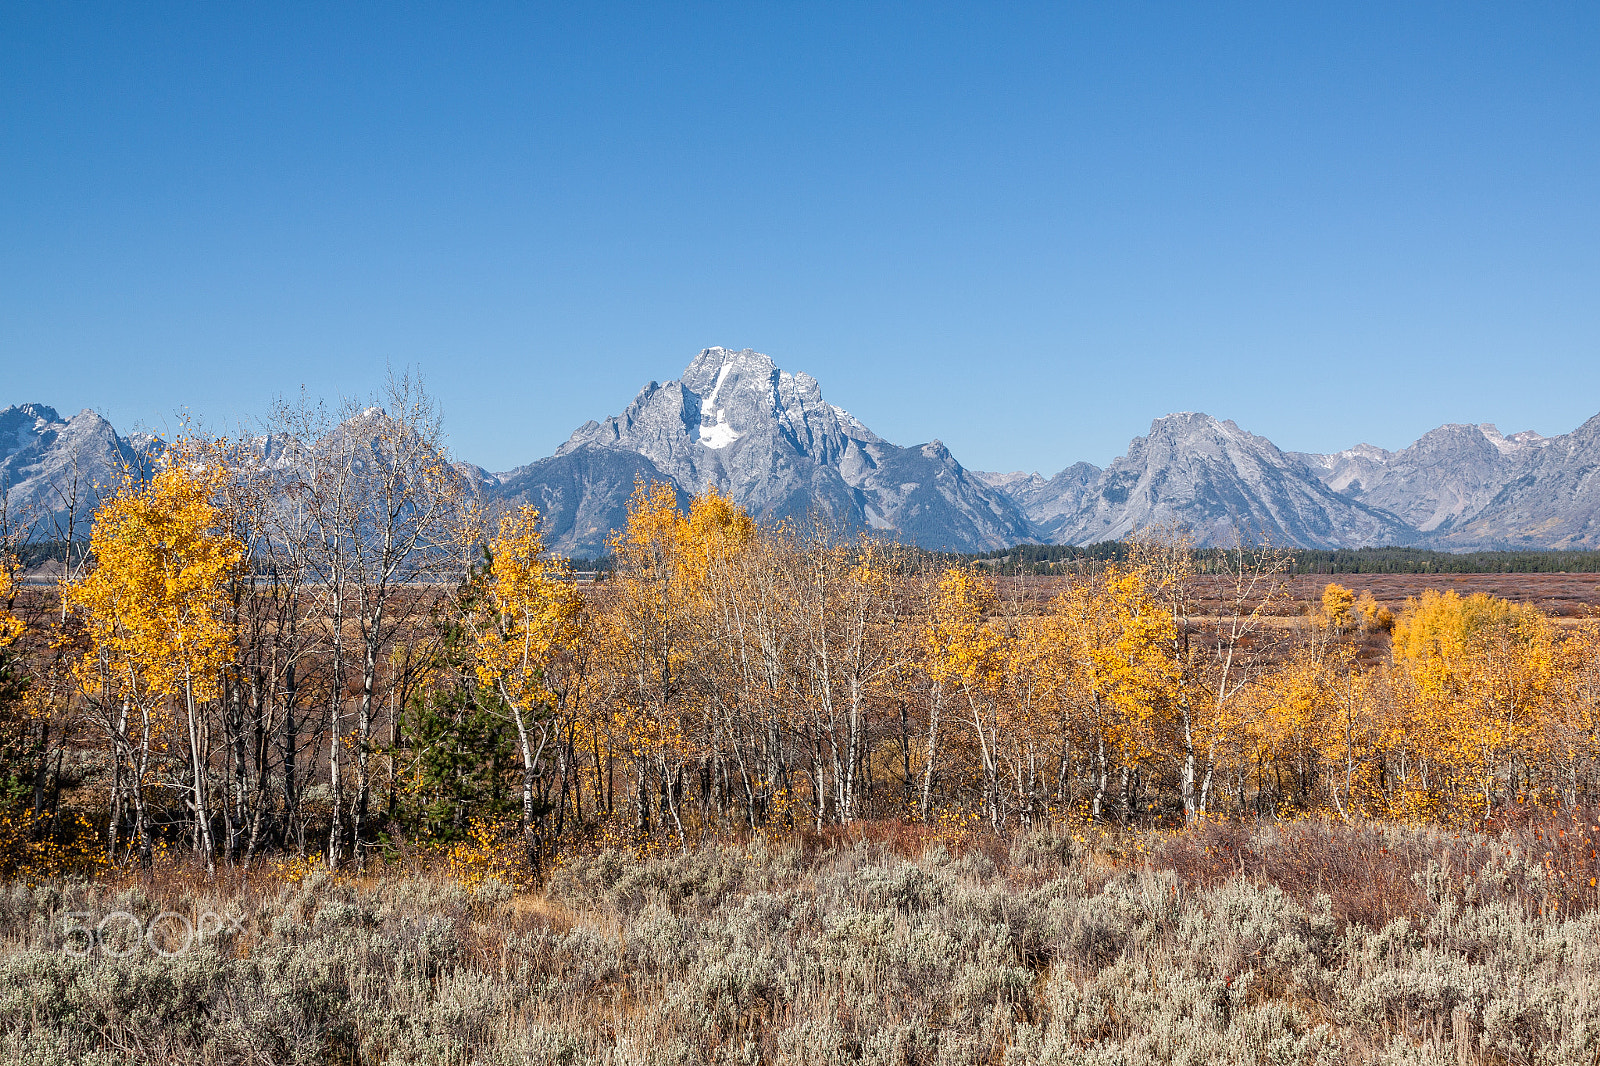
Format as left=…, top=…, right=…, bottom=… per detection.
left=3, top=3, right=1597, bottom=474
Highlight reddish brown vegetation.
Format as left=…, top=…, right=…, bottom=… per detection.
left=1155, top=809, right=1600, bottom=927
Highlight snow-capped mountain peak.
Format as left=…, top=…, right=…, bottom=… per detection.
left=497, top=348, right=1035, bottom=554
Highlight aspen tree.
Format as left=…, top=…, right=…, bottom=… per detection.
left=675, top=489, right=766, bottom=832
left=785, top=531, right=907, bottom=827
left=1132, top=529, right=1291, bottom=820
left=815, top=535, right=905, bottom=825
left=292, top=373, right=468, bottom=868
left=1321, top=583, right=1357, bottom=631
left=1550, top=619, right=1600, bottom=808
left=1254, top=646, right=1339, bottom=812
left=1319, top=645, right=1378, bottom=821
left=0, top=547, right=27, bottom=822
left=469, top=504, right=583, bottom=865
left=604, top=481, right=693, bottom=835
left=0, top=557, right=21, bottom=652
left=926, top=568, right=1005, bottom=828
left=183, top=430, right=292, bottom=863
left=1392, top=589, right=1555, bottom=819
left=68, top=461, right=243, bottom=872
left=1045, top=564, right=1177, bottom=823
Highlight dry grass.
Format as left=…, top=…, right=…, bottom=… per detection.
left=987, top=572, right=1600, bottom=619
left=4, top=817, right=1600, bottom=1064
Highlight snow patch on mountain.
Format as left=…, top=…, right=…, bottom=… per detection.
left=495, top=347, right=1036, bottom=554
left=694, top=362, right=742, bottom=449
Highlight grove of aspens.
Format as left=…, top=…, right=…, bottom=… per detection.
left=4, top=387, right=1600, bottom=1064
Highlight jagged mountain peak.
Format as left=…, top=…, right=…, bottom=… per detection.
left=1429, top=411, right=1600, bottom=547
left=558, top=346, right=869, bottom=473
left=1298, top=422, right=1551, bottom=535
left=497, top=348, right=1036, bottom=554
left=1151, top=410, right=1235, bottom=430
left=1145, top=411, right=1276, bottom=450
left=0, top=405, right=144, bottom=533
left=1401, top=423, right=1505, bottom=461
left=1045, top=413, right=1411, bottom=548
left=977, top=461, right=1102, bottom=541
left=974, top=470, right=1049, bottom=494
left=0, top=402, right=64, bottom=430
left=1478, top=423, right=1546, bottom=454
left=1, top=404, right=61, bottom=462
left=681, top=346, right=777, bottom=389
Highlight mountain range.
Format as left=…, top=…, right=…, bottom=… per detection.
left=0, top=404, right=147, bottom=538
left=6, top=347, right=1599, bottom=553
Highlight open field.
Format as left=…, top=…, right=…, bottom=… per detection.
left=6, top=817, right=1600, bottom=1065
left=989, top=571, right=1600, bottom=619
left=1284, top=572, right=1600, bottom=618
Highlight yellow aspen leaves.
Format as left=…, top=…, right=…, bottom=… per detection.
left=1356, top=590, right=1392, bottom=632
left=472, top=504, right=583, bottom=716
left=67, top=462, right=243, bottom=705
left=0, top=560, right=23, bottom=652
left=926, top=568, right=1001, bottom=690
left=1322, top=583, right=1356, bottom=630
left=1389, top=589, right=1557, bottom=820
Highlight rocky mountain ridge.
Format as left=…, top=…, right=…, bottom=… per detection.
left=7, top=350, right=1600, bottom=552
left=491, top=347, right=1035, bottom=554
left=983, top=412, right=1415, bottom=549
left=985, top=410, right=1599, bottom=550
left=0, top=404, right=147, bottom=536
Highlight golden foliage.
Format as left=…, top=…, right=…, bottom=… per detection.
left=926, top=568, right=1000, bottom=690
left=67, top=462, right=244, bottom=705
left=0, top=556, right=22, bottom=652
left=1321, top=582, right=1356, bottom=630
left=0, top=807, right=106, bottom=880
left=472, top=504, right=584, bottom=717
left=1386, top=589, right=1557, bottom=819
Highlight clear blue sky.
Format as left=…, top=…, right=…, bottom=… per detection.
left=3, top=3, right=1597, bottom=474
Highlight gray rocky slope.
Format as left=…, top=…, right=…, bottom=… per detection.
left=980, top=413, right=1415, bottom=549
left=0, top=404, right=147, bottom=536
left=990, top=411, right=1600, bottom=550
left=1291, top=416, right=1600, bottom=549
left=1289, top=424, right=1549, bottom=535
left=486, top=348, right=1036, bottom=555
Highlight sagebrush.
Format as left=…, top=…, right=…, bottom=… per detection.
left=5, top=822, right=1600, bottom=1064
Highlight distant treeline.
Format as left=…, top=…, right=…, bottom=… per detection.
left=1285, top=546, right=1600, bottom=575
left=19, top=538, right=1600, bottom=579
left=946, top=542, right=1128, bottom=573
left=956, top=542, right=1600, bottom=576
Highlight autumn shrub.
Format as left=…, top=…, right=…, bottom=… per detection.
left=1155, top=811, right=1600, bottom=927
left=0, top=807, right=105, bottom=881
